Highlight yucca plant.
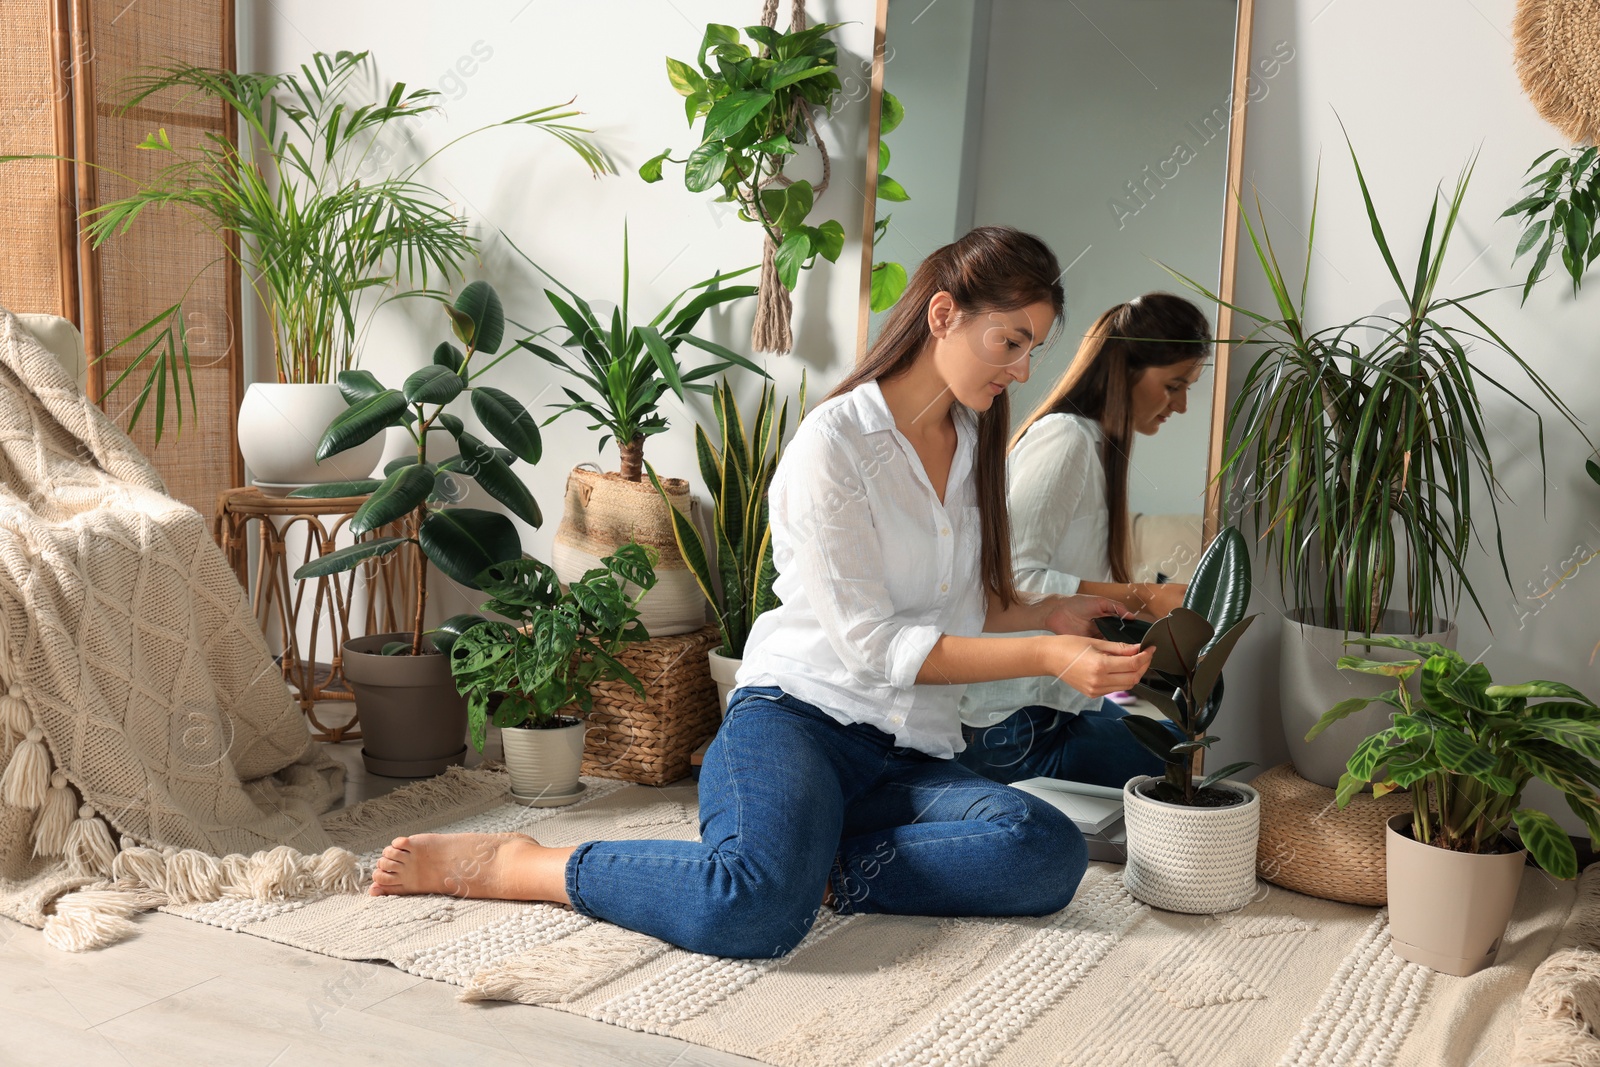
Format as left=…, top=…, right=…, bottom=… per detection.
left=1313, top=637, right=1600, bottom=879
left=644, top=375, right=807, bottom=658
left=290, top=282, right=541, bottom=656
left=508, top=229, right=767, bottom=481
left=79, top=50, right=609, bottom=441
left=1100, top=527, right=1258, bottom=806
left=1163, top=134, right=1586, bottom=636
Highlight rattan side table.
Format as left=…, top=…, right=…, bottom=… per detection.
left=214, top=486, right=417, bottom=742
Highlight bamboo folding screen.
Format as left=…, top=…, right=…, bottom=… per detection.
left=0, top=0, right=243, bottom=515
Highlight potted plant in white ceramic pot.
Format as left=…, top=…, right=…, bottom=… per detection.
left=1313, top=640, right=1600, bottom=976
left=291, top=282, right=542, bottom=776
left=645, top=375, right=806, bottom=713
left=83, top=49, right=606, bottom=479
left=440, top=544, right=657, bottom=804
left=507, top=229, right=767, bottom=638
left=1164, top=138, right=1586, bottom=787
left=1099, top=527, right=1259, bottom=914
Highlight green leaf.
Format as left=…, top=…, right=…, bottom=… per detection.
left=685, top=142, right=729, bottom=193
left=777, top=179, right=813, bottom=231
left=1122, top=713, right=1183, bottom=764
left=288, top=479, right=382, bottom=499
left=1183, top=526, right=1252, bottom=642
left=1337, top=655, right=1424, bottom=679
left=876, top=174, right=911, bottom=202
left=291, top=536, right=410, bottom=580
left=1346, top=728, right=1397, bottom=780
left=703, top=88, right=773, bottom=142
left=1487, top=681, right=1594, bottom=700
left=812, top=219, right=845, bottom=262
left=1129, top=682, right=1185, bottom=729
left=665, top=57, right=703, bottom=96
left=1335, top=771, right=1366, bottom=808
left=1199, top=761, right=1255, bottom=792
left=452, top=281, right=505, bottom=355
left=336, top=369, right=385, bottom=404
left=432, top=342, right=464, bottom=373
left=1513, top=807, right=1577, bottom=878
left=638, top=148, right=672, bottom=183
left=454, top=432, right=542, bottom=527
left=316, top=389, right=407, bottom=461
left=404, top=364, right=465, bottom=405
left=1525, top=718, right=1600, bottom=762
left=1189, top=614, right=1255, bottom=711
left=774, top=230, right=813, bottom=290
left=879, top=90, right=904, bottom=136
left=350, top=463, right=436, bottom=536
left=870, top=261, right=908, bottom=313
left=1432, top=728, right=1518, bottom=794
left=471, top=386, right=542, bottom=463
left=418, top=508, right=522, bottom=589
left=430, top=613, right=486, bottom=655
left=1307, top=696, right=1375, bottom=741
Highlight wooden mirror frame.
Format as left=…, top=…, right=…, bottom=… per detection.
left=853, top=0, right=1257, bottom=545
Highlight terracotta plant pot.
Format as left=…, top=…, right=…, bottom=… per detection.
left=707, top=649, right=741, bottom=717
left=500, top=717, right=586, bottom=805
left=551, top=466, right=707, bottom=637
left=1281, top=609, right=1458, bottom=788
left=1384, top=813, right=1526, bottom=975
left=1123, top=775, right=1261, bottom=913
left=342, top=633, right=467, bottom=778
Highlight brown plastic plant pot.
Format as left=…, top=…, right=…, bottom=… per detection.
left=1384, top=813, right=1526, bottom=976
left=342, top=633, right=468, bottom=778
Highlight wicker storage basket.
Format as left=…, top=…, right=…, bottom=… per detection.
left=582, top=624, right=721, bottom=786
left=1253, top=763, right=1412, bottom=907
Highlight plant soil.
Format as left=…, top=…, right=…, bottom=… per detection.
left=509, top=715, right=581, bottom=731
left=1139, top=779, right=1248, bottom=808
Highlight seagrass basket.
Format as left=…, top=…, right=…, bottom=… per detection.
left=1253, top=763, right=1413, bottom=907
left=582, top=624, right=721, bottom=786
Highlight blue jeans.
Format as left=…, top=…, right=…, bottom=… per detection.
left=957, top=701, right=1175, bottom=787
left=564, top=685, right=1087, bottom=958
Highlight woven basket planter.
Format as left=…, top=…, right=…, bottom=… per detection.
left=582, top=624, right=721, bottom=786
left=1123, top=774, right=1261, bottom=914
left=1253, top=762, right=1412, bottom=907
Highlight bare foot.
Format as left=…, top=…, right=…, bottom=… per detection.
left=368, top=832, right=574, bottom=903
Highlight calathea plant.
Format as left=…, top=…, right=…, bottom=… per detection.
left=439, top=544, right=658, bottom=750
left=292, top=281, right=543, bottom=655
left=1312, top=638, right=1600, bottom=879
left=1098, top=527, right=1258, bottom=805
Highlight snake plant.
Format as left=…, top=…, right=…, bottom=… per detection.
left=1313, top=638, right=1600, bottom=879
left=645, top=374, right=806, bottom=658
left=1100, top=526, right=1258, bottom=806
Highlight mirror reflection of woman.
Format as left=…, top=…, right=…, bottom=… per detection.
left=958, top=293, right=1213, bottom=788
left=365, top=228, right=1157, bottom=959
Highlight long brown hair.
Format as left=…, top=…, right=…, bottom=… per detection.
left=826, top=226, right=1065, bottom=610
left=1012, top=292, right=1211, bottom=583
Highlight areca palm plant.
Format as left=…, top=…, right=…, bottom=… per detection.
left=82, top=49, right=609, bottom=440
left=508, top=229, right=767, bottom=480
left=1164, top=135, right=1587, bottom=635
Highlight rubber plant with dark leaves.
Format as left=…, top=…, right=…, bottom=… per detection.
left=1310, top=639, right=1600, bottom=880
left=290, top=281, right=542, bottom=656
left=1097, top=527, right=1259, bottom=806
left=440, top=544, right=657, bottom=748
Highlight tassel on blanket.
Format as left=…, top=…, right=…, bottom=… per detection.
left=0, top=684, right=30, bottom=749
left=31, top=771, right=76, bottom=857
left=2, top=727, right=51, bottom=809
left=65, top=804, right=117, bottom=877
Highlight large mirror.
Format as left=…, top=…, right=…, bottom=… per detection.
left=857, top=0, right=1256, bottom=557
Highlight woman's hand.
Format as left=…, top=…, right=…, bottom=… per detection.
left=1039, top=594, right=1133, bottom=638
left=1039, top=635, right=1155, bottom=697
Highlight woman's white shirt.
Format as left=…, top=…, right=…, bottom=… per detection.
left=958, top=413, right=1111, bottom=726
left=735, top=380, right=987, bottom=758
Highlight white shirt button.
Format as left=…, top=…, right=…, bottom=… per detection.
left=890, top=714, right=905, bottom=726
left=941, top=527, right=951, bottom=537
left=940, top=583, right=949, bottom=592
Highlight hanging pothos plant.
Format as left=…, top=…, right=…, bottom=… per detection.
left=870, top=90, right=911, bottom=313
left=639, top=14, right=844, bottom=353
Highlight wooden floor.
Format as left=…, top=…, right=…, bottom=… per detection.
left=0, top=735, right=760, bottom=1067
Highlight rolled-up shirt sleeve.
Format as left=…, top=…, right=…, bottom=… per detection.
left=771, top=425, right=941, bottom=690
left=1008, top=417, right=1096, bottom=597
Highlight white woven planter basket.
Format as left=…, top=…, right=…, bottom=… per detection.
left=1123, top=774, right=1261, bottom=914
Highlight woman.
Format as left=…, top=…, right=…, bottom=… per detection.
left=366, top=227, right=1154, bottom=959
left=957, top=293, right=1212, bottom=788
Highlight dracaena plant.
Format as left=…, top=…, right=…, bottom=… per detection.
left=639, top=21, right=846, bottom=292
left=1098, top=527, right=1258, bottom=806
left=1163, top=134, right=1585, bottom=637
left=77, top=49, right=608, bottom=442
left=644, top=374, right=807, bottom=659
left=439, top=544, right=657, bottom=750
left=290, top=282, right=543, bottom=656
left=1503, top=145, right=1600, bottom=301
left=507, top=230, right=768, bottom=481
left=1311, top=638, right=1600, bottom=879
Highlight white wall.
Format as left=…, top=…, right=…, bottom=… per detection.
left=240, top=0, right=877, bottom=622
left=1211, top=0, right=1600, bottom=834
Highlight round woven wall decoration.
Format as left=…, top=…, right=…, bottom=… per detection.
left=1514, top=0, right=1600, bottom=144
left=1253, top=763, right=1412, bottom=908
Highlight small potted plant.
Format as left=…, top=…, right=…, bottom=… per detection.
left=440, top=544, right=658, bottom=804
left=645, top=374, right=806, bottom=713
left=507, top=229, right=766, bottom=639
left=292, top=282, right=542, bottom=777
left=1100, top=527, right=1260, bottom=914
left=1312, top=641, right=1600, bottom=975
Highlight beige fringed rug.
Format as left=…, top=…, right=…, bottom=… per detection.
left=149, top=766, right=1597, bottom=1067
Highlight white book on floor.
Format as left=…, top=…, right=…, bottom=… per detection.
left=1011, top=777, right=1125, bottom=835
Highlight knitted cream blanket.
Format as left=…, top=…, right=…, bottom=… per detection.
left=0, top=308, right=344, bottom=943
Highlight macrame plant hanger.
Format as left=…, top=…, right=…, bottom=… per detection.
left=749, top=0, right=831, bottom=354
